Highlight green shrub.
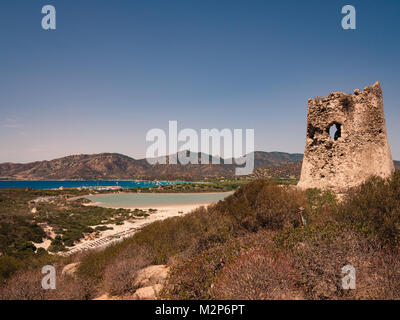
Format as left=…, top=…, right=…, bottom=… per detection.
left=48, top=236, right=66, bottom=252
left=36, top=247, right=47, bottom=255
left=337, top=172, right=400, bottom=246
left=161, top=239, right=244, bottom=299
left=214, top=180, right=304, bottom=232
left=94, top=225, right=112, bottom=232
left=161, top=230, right=275, bottom=300
left=0, top=256, right=23, bottom=283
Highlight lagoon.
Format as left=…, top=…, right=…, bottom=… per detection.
left=85, top=192, right=233, bottom=209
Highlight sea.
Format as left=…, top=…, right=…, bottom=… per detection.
left=0, top=180, right=181, bottom=190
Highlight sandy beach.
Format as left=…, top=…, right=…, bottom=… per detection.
left=61, top=199, right=224, bottom=256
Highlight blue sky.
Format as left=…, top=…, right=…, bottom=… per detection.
left=0, top=0, right=399, bottom=162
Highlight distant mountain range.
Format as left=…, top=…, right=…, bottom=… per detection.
left=0, top=152, right=397, bottom=181
left=0, top=151, right=303, bottom=181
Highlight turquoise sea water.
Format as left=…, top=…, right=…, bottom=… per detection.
left=0, top=180, right=180, bottom=189
left=85, top=192, right=233, bottom=208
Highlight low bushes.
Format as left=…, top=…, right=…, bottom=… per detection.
left=78, top=180, right=303, bottom=284
left=0, top=215, right=46, bottom=256
left=337, top=171, right=400, bottom=246
left=0, top=250, right=65, bottom=285
left=161, top=175, right=400, bottom=300
left=0, top=267, right=96, bottom=300
left=161, top=237, right=248, bottom=300
left=3, top=173, right=400, bottom=299
left=0, top=256, right=23, bottom=283
left=213, top=249, right=302, bottom=300
left=161, top=230, right=277, bottom=300
left=214, top=180, right=304, bottom=232
left=103, top=245, right=153, bottom=296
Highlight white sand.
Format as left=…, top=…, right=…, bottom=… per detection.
left=33, top=239, right=52, bottom=251
left=61, top=202, right=211, bottom=256
left=100, top=203, right=208, bottom=236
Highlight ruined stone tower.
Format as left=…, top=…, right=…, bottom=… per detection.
left=297, top=81, right=394, bottom=193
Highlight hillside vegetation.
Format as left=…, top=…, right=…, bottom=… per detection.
left=1, top=172, right=400, bottom=299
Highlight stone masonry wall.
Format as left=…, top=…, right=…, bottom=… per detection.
left=297, top=81, right=394, bottom=193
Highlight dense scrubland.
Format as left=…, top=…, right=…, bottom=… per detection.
left=0, top=181, right=242, bottom=258
left=1, top=172, right=400, bottom=299
left=0, top=181, right=245, bottom=286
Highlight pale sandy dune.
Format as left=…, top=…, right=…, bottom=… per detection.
left=61, top=202, right=209, bottom=256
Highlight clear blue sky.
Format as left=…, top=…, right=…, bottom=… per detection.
left=1, top=0, right=399, bottom=162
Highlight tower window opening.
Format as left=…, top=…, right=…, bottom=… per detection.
left=328, top=123, right=341, bottom=141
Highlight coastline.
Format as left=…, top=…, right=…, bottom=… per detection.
left=61, top=191, right=233, bottom=256
left=61, top=202, right=213, bottom=256
left=85, top=190, right=233, bottom=200
left=0, top=180, right=185, bottom=190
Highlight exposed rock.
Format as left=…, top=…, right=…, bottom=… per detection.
left=132, top=284, right=163, bottom=300
left=92, top=265, right=169, bottom=300
left=131, top=265, right=169, bottom=300
left=93, top=293, right=118, bottom=300
left=61, top=262, right=80, bottom=277
left=298, top=81, right=394, bottom=193
left=134, top=265, right=169, bottom=288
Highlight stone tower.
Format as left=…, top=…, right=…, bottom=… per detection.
left=297, top=81, right=394, bottom=193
